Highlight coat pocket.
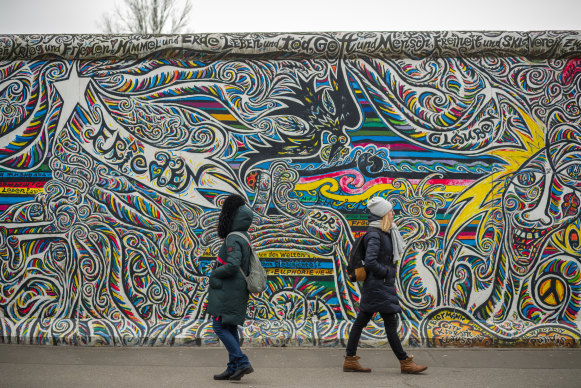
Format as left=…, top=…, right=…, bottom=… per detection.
left=384, top=265, right=396, bottom=286
left=209, top=276, right=223, bottom=289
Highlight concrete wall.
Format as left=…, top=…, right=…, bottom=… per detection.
left=1, top=32, right=581, bottom=347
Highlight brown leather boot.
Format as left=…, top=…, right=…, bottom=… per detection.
left=399, top=355, right=428, bottom=374
left=343, top=355, right=372, bottom=372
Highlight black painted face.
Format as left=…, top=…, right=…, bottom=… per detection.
left=268, top=62, right=360, bottom=163
left=502, top=125, right=581, bottom=275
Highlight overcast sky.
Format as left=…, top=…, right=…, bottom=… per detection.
left=0, top=0, right=580, bottom=34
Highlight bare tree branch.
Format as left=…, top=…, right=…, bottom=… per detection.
left=99, top=0, right=193, bottom=34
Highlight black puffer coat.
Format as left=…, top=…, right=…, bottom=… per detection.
left=358, top=215, right=401, bottom=314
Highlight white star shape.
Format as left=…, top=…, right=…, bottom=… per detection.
left=53, top=64, right=92, bottom=138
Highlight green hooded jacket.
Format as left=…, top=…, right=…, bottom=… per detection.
left=206, top=205, right=253, bottom=326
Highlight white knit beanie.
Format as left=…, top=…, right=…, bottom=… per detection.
left=367, top=197, right=393, bottom=217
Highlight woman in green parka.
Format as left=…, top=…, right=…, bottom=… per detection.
left=207, top=194, right=255, bottom=381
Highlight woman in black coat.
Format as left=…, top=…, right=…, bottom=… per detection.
left=207, top=194, right=255, bottom=381
left=343, top=196, right=428, bottom=374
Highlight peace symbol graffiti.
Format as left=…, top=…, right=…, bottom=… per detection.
left=538, top=277, right=566, bottom=307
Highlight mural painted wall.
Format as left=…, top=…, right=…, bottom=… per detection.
left=1, top=32, right=581, bottom=347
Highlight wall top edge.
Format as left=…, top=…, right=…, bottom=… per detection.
left=1, top=31, right=581, bottom=61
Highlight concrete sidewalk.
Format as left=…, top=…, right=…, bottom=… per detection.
left=1, top=345, right=580, bottom=387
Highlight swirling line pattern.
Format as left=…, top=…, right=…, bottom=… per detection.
left=1, top=33, right=581, bottom=347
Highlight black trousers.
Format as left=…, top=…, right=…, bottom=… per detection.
left=345, top=311, right=408, bottom=360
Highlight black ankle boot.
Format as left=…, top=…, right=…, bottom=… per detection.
left=213, top=369, right=234, bottom=380
left=229, top=365, right=254, bottom=381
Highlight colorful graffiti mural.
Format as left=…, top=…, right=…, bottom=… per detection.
left=1, top=32, right=581, bottom=347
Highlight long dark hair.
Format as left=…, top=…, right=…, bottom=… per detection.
left=217, top=194, right=246, bottom=238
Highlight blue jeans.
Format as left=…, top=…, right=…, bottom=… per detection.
left=212, top=317, right=251, bottom=372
